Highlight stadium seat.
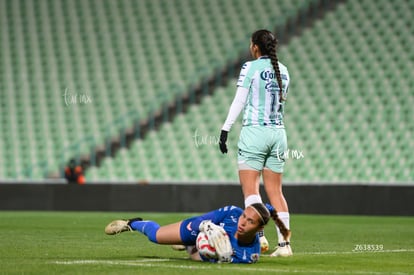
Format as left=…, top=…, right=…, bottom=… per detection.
left=1, top=0, right=412, bottom=184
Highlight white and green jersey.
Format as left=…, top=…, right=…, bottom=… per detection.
left=237, top=56, right=290, bottom=127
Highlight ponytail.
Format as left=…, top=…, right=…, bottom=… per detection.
left=251, top=29, right=285, bottom=102
left=268, top=42, right=284, bottom=103
left=268, top=207, right=291, bottom=241
left=250, top=202, right=291, bottom=241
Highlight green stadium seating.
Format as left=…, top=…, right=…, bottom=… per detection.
left=1, top=0, right=412, bottom=184
left=88, top=0, right=413, bottom=183
left=1, top=0, right=310, bottom=179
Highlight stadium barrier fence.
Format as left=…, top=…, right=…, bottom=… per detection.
left=0, top=182, right=412, bottom=216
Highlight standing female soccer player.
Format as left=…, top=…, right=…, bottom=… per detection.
left=105, top=203, right=289, bottom=263
left=219, top=29, right=292, bottom=257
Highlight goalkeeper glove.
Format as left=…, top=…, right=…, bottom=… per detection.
left=199, top=220, right=233, bottom=263
left=213, top=236, right=232, bottom=263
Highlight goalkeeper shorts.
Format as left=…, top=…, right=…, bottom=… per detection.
left=238, top=125, right=287, bottom=173
left=179, top=209, right=218, bottom=245
left=179, top=217, right=200, bottom=245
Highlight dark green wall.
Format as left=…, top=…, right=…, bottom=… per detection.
left=0, top=183, right=413, bottom=215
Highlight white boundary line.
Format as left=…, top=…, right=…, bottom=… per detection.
left=52, top=249, right=414, bottom=275
left=52, top=260, right=409, bottom=275
left=265, top=248, right=414, bottom=256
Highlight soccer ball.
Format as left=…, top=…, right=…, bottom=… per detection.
left=196, top=231, right=217, bottom=259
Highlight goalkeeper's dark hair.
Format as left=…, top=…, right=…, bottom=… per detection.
left=249, top=203, right=270, bottom=226
left=250, top=203, right=291, bottom=240
left=251, top=29, right=284, bottom=102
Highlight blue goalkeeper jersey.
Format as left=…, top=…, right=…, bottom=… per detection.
left=196, top=205, right=261, bottom=264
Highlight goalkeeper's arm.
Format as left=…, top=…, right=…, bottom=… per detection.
left=189, top=206, right=234, bottom=234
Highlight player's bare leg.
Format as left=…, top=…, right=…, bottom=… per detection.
left=263, top=168, right=292, bottom=257
left=106, top=217, right=185, bottom=246
left=239, top=169, right=261, bottom=199
left=154, top=222, right=183, bottom=244
left=238, top=169, right=269, bottom=253
left=263, top=168, right=288, bottom=211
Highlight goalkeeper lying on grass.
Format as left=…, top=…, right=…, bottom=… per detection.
left=105, top=203, right=290, bottom=263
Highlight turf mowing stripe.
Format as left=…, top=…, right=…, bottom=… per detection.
left=90, top=262, right=397, bottom=274
left=54, top=259, right=171, bottom=265
left=52, top=257, right=410, bottom=275
left=52, top=248, right=414, bottom=265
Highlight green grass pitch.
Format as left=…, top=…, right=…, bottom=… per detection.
left=0, top=211, right=413, bottom=274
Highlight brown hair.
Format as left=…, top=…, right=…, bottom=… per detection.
left=269, top=207, right=291, bottom=241
left=250, top=203, right=291, bottom=241
left=249, top=203, right=271, bottom=226
left=251, top=29, right=284, bottom=102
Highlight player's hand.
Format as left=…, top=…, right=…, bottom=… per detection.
left=199, top=220, right=225, bottom=235
left=199, top=220, right=232, bottom=263
left=213, top=234, right=233, bottom=263
left=219, top=130, right=228, bottom=154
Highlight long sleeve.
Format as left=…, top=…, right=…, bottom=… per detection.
left=221, top=87, right=249, bottom=132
